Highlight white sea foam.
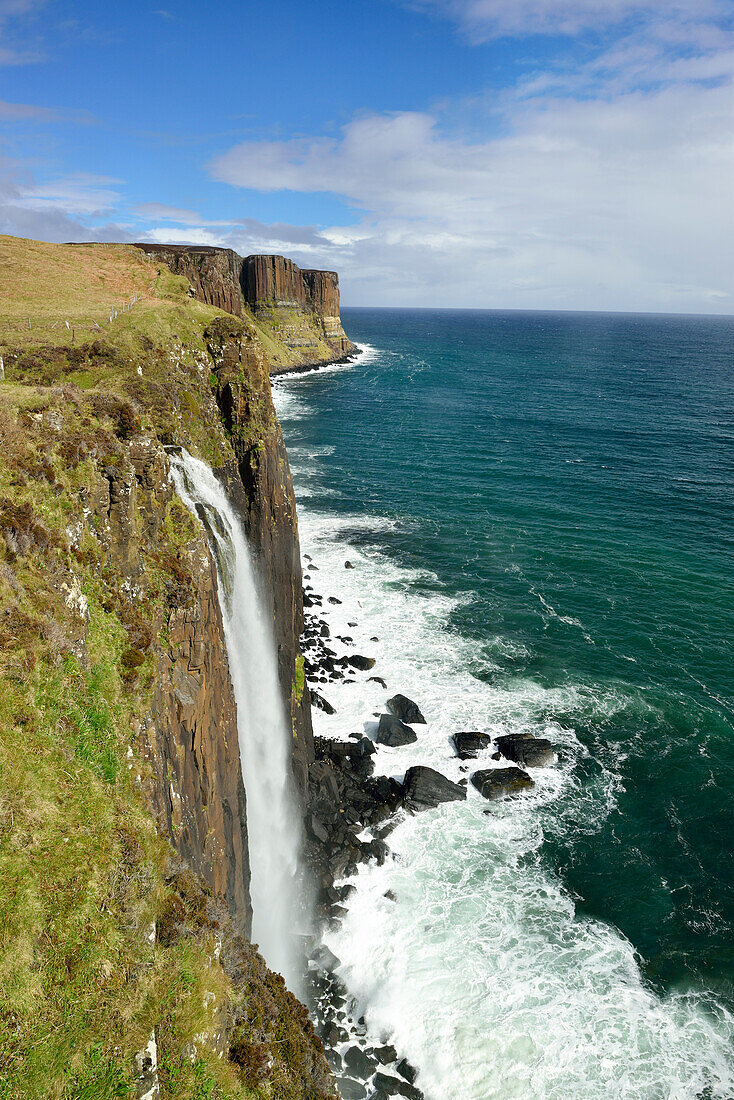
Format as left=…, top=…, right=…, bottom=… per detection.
left=273, top=372, right=734, bottom=1098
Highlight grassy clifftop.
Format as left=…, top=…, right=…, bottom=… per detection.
left=0, top=236, right=172, bottom=345
left=0, top=236, right=335, bottom=1100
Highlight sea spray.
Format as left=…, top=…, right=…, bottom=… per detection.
left=169, top=449, right=305, bottom=992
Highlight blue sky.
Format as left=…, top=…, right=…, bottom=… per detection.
left=1, top=0, right=734, bottom=311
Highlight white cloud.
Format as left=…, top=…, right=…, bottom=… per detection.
left=16, top=173, right=122, bottom=215
left=207, top=63, right=734, bottom=311
left=134, top=201, right=223, bottom=225
left=0, top=98, right=56, bottom=119
left=409, top=0, right=726, bottom=40
left=0, top=160, right=135, bottom=242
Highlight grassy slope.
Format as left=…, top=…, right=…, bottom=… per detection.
left=0, top=237, right=332, bottom=1100
left=0, top=235, right=174, bottom=346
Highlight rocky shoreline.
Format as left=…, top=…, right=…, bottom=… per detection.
left=299, top=557, right=558, bottom=1100
left=270, top=345, right=363, bottom=378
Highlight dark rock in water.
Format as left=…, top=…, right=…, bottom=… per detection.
left=328, top=596, right=342, bottom=605
left=348, top=654, right=376, bottom=670
left=345, top=1045, right=377, bottom=1078
left=403, top=766, right=466, bottom=811
left=362, top=837, right=389, bottom=865
left=374, top=818, right=400, bottom=840
left=471, top=767, right=535, bottom=800
left=383, top=889, right=397, bottom=902
left=337, top=1079, right=368, bottom=1100
left=491, top=751, right=501, bottom=761
left=311, top=690, right=336, bottom=715
left=345, top=560, right=355, bottom=569
left=325, top=1016, right=349, bottom=1042
left=376, top=714, right=418, bottom=747
left=310, top=943, right=341, bottom=974
left=496, top=732, right=555, bottom=767
left=352, top=736, right=377, bottom=761
left=453, top=731, right=491, bottom=759
left=325, top=1048, right=343, bottom=1073
left=371, top=636, right=379, bottom=641
left=348, top=621, right=358, bottom=627
left=309, top=813, right=330, bottom=842
left=396, top=1058, right=417, bottom=1084
left=374, top=1072, right=423, bottom=1099
left=369, top=676, right=387, bottom=688
left=387, top=694, right=426, bottom=725
left=374, top=1044, right=398, bottom=1065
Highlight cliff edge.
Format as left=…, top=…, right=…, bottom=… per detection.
left=135, top=243, right=356, bottom=374
left=0, top=234, right=336, bottom=1100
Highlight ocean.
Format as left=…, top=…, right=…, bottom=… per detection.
left=271, top=308, right=734, bottom=1099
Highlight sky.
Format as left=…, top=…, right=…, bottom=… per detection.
left=1, top=0, right=733, bottom=311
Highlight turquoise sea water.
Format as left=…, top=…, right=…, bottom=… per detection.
left=274, top=308, right=734, bottom=1097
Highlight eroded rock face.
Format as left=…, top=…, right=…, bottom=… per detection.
left=301, top=269, right=351, bottom=349
left=243, top=254, right=308, bottom=309
left=301, top=269, right=340, bottom=317
left=146, top=543, right=252, bottom=931
left=135, top=244, right=245, bottom=316
left=134, top=243, right=356, bottom=372
left=87, top=435, right=253, bottom=932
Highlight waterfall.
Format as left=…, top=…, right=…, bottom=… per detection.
left=169, top=449, right=304, bottom=992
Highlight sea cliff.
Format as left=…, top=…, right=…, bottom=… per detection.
left=136, top=244, right=356, bottom=374
left=0, top=234, right=341, bottom=1099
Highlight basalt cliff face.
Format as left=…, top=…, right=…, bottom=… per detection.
left=137, top=243, right=356, bottom=373
left=0, top=234, right=342, bottom=1099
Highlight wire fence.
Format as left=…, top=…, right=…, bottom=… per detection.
left=0, top=293, right=147, bottom=346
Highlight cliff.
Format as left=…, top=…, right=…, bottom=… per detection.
left=137, top=243, right=357, bottom=374
left=0, top=234, right=335, bottom=1099
left=133, top=243, right=245, bottom=317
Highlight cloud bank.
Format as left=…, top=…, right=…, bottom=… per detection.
left=205, top=52, right=734, bottom=311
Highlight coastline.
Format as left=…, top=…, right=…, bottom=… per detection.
left=272, top=329, right=734, bottom=1100
left=270, top=345, right=363, bottom=378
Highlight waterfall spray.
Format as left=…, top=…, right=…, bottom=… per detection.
left=169, top=449, right=304, bottom=992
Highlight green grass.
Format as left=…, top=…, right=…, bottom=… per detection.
left=293, top=653, right=305, bottom=706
